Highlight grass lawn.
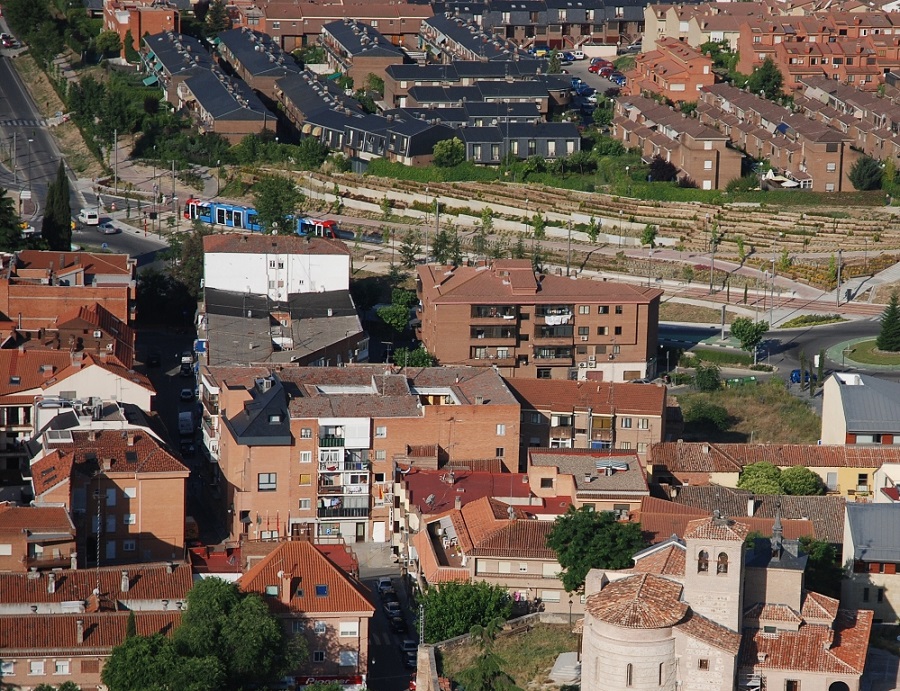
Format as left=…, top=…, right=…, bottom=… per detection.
left=438, top=625, right=579, bottom=688
left=659, top=302, right=733, bottom=324
left=676, top=379, right=821, bottom=443
left=844, top=339, right=900, bottom=365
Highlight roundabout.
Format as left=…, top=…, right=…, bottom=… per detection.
left=826, top=338, right=900, bottom=370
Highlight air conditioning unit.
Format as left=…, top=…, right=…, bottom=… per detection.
left=588, top=356, right=596, bottom=363
left=579, top=362, right=587, bottom=368
left=580, top=336, right=589, bottom=341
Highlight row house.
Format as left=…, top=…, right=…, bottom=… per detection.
left=821, top=372, right=900, bottom=446
left=459, top=121, right=581, bottom=163
left=320, top=19, right=406, bottom=87
left=698, top=83, right=859, bottom=191
left=104, top=0, right=179, bottom=57
left=176, top=69, right=275, bottom=144
left=215, top=28, right=302, bottom=102
left=0, top=251, right=136, bottom=329
left=29, top=427, right=189, bottom=566
left=643, top=3, right=762, bottom=53
left=404, top=79, right=554, bottom=114
left=274, top=71, right=366, bottom=136
left=141, top=32, right=214, bottom=103
left=416, top=259, right=661, bottom=382
left=612, top=95, right=742, bottom=190
left=199, top=365, right=521, bottom=547
left=383, top=59, right=551, bottom=108
left=842, top=502, right=900, bottom=624
left=625, top=36, right=714, bottom=103
left=647, top=441, right=900, bottom=499
left=232, top=0, right=432, bottom=51
left=421, top=14, right=527, bottom=63
left=773, top=38, right=880, bottom=90
left=505, top=377, right=667, bottom=459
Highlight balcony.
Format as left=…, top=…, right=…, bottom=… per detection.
left=318, top=483, right=368, bottom=496
left=471, top=306, right=517, bottom=323
left=25, top=552, right=74, bottom=568
left=317, top=507, right=370, bottom=518
left=319, top=436, right=345, bottom=448
left=550, top=425, right=574, bottom=437
left=319, top=460, right=368, bottom=473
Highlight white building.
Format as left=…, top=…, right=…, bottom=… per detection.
left=202, top=233, right=351, bottom=301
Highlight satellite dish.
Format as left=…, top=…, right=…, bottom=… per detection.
left=425, top=494, right=436, bottom=506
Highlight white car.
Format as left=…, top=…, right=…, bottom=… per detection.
left=99, top=222, right=120, bottom=235
left=572, top=50, right=586, bottom=60
left=586, top=93, right=598, bottom=104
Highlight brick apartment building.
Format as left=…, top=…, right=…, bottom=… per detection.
left=626, top=37, right=714, bottom=103
left=320, top=19, right=406, bottom=87
left=199, top=365, right=521, bottom=548
left=104, top=0, right=179, bottom=56
left=29, top=428, right=189, bottom=566
left=505, top=378, right=667, bottom=460
left=697, top=83, right=860, bottom=191
left=416, top=260, right=661, bottom=382
left=643, top=2, right=764, bottom=53
left=215, top=28, right=302, bottom=102
left=0, top=504, right=76, bottom=572
left=613, top=95, right=742, bottom=190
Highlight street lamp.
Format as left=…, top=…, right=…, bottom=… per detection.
left=625, top=165, right=631, bottom=196
left=842, top=347, right=853, bottom=369
left=566, top=220, right=573, bottom=277
left=618, top=209, right=623, bottom=247
left=215, top=159, right=220, bottom=197
left=568, top=596, right=573, bottom=626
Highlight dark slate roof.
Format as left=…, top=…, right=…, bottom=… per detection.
left=82, top=0, right=103, bottom=11
left=423, top=14, right=527, bottom=60
left=486, top=0, right=547, bottom=11
left=386, top=64, right=459, bottom=81
left=388, top=107, right=469, bottom=126
left=322, top=19, right=404, bottom=58
left=458, top=126, right=504, bottom=143
left=346, top=113, right=390, bottom=135
left=507, top=121, right=580, bottom=138
left=603, top=3, right=644, bottom=20
left=545, top=0, right=603, bottom=8
left=216, top=28, right=301, bottom=78
left=474, top=79, right=549, bottom=98
left=143, top=32, right=213, bottom=76
left=830, top=373, right=900, bottom=434
left=183, top=71, right=271, bottom=120
left=223, top=378, right=292, bottom=446
left=407, top=85, right=482, bottom=103
left=464, top=101, right=541, bottom=119
left=846, top=503, right=900, bottom=562
left=276, top=72, right=361, bottom=115
left=305, top=107, right=367, bottom=132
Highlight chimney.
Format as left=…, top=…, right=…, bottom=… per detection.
left=88, top=430, right=97, bottom=442
left=748, top=497, right=757, bottom=517
left=120, top=570, right=130, bottom=593
left=475, top=395, right=484, bottom=405
left=166, top=563, right=174, bottom=574
left=701, top=442, right=710, bottom=454
left=76, top=619, right=84, bottom=644
left=126, top=431, right=135, bottom=447
left=102, top=458, right=112, bottom=472
left=279, top=570, right=293, bottom=606
left=70, top=552, right=77, bottom=570
left=454, top=496, right=462, bottom=510
left=47, top=572, right=56, bottom=594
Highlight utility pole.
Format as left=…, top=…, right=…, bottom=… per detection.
left=11, top=132, right=16, bottom=185
left=113, top=128, right=118, bottom=195
left=770, top=254, right=776, bottom=326
left=709, top=224, right=717, bottom=295
left=566, top=220, right=573, bottom=277
left=836, top=248, right=842, bottom=307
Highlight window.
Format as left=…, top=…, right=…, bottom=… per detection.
left=314, top=651, right=325, bottom=663
left=106, top=488, right=117, bottom=507
left=540, top=478, right=554, bottom=489
left=299, top=474, right=311, bottom=486
left=626, top=663, right=633, bottom=686
left=123, top=539, right=136, bottom=551
left=598, top=306, right=609, bottom=314
left=578, top=326, right=589, bottom=336
left=314, top=621, right=327, bottom=633
left=615, top=305, right=623, bottom=314
left=637, top=442, right=648, bottom=454
left=541, top=590, right=561, bottom=602
left=106, top=515, right=116, bottom=532
left=315, top=584, right=329, bottom=597
left=375, top=450, right=386, bottom=460
left=54, top=660, right=70, bottom=675
left=704, top=160, right=713, bottom=170
left=785, top=682, right=800, bottom=691
left=0, top=543, right=11, bottom=556
left=597, top=326, right=608, bottom=335
left=124, top=487, right=137, bottom=499
left=301, top=428, right=312, bottom=439
left=537, top=368, right=552, bottom=379
left=29, top=661, right=44, bottom=676
left=496, top=424, right=506, bottom=436
left=619, top=441, right=631, bottom=450
left=578, top=305, right=590, bottom=314
left=496, top=447, right=505, bottom=457
left=827, top=162, right=836, bottom=172
left=123, top=514, right=136, bottom=525
left=621, top=417, right=632, bottom=429
left=614, top=326, right=622, bottom=335
left=375, top=426, right=387, bottom=438
left=339, top=651, right=359, bottom=667
left=499, top=561, right=511, bottom=573
left=717, top=552, right=729, bottom=574
left=764, top=625, right=776, bottom=633
left=519, top=563, right=528, bottom=572
left=340, top=622, right=359, bottom=637
left=878, top=588, right=885, bottom=603
left=0, top=661, right=13, bottom=676
left=698, top=659, right=710, bottom=671
left=698, top=550, right=709, bottom=573
left=258, top=473, right=277, bottom=492
left=300, top=451, right=312, bottom=464
left=299, top=499, right=311, bottom=509
left=271, top=20, right=281, bottom=29
left=637, top=418, right=649, bottom=430
left=863, top=587, right=870, bottom=602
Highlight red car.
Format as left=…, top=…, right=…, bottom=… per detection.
left=600, top=66, right=614, bottom=77
left=588, top=62, right=602, bottom=73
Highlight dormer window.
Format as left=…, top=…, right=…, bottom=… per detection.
left=697, top=550, right=709, bottom=573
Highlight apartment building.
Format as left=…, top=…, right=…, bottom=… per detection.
left=320, top=19, right=406, bottom=86
left=142, top=32, right=214, bottom=103
left=29, top=428, right=189, bottom=566
left=697, top=83, right=859, bottom=191
left=104, top=0, right=179, bottom=57
left=626, top=37, right=714, bottom=103
left=215, top=28, right=302, bottom=102
left=821, top=373, right=900, bottom=445
left=416, top=260, right=661, bottom=382
left=200, top=365, right=520, bottom=547
left=238, top=540, right=374, bottom=680
left=506, top=378, right=667, bottom=459
left=0, top=504, right=76, bottom=572
left=643, top=2, right=761, bottom=53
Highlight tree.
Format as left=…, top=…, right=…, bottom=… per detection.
left=449, top=231, right=463, bottom=266
left=736, top=236, right=746, bottom=263
left=123, top=30, right=140, bottom=62
left=377, top=303, right=410, bottom=333
left=532, top=214, right=546, bottom=240
left=393, top=345, right=436, bottom=367
left=480, top=207, right=494, bottom=235
left=391, top=288, right=417, bottom=308
left=42, top=161, right=71, bottom=251
left=174, top=578, right=301, bottom=689
left=779, top=466, right=824, bottom=496
left=799, top=536, right=843, bottom=598
left=380, top=195, right=393, bottom=220
left=826, top=253, right=838, bottom=285
left=432, top=228, right=451, bottom=264
left=587, top=216, right=599, bottom=243
left=0, top=189, right=23, bottom=252
left=102, top=632, right=225, bottom=691
left=366, top=73, right=385, bottom=96
left=95, top=30, right=122, bottom=57
left=433, top=138, right=465, bottom=167
left=172, top=221, right=211, bottom=301
left=648, top=155, right=678, bottom=182
left=546, top=507, right=647, bottom=592
left=746, top=57, right=784, bottom=100
left=777, top=248, right=792, bottom=272
left=640, top=224, right=657, bottom=248
left=737, top=462, right=783, bottom=495
left=126, top=610, right=137, bottom=639
left=206, top=0, right=232, bottom=33
left=877, top=291, right=900, bottom=351
left=252, top=175, right=303, bottom=234
left=730, top=317, right=769, bottom=364
left=681, top=265, right=694, bottom=283
left=848, top=155, right=884, bottom=191
left=683, top=400, right=730, bottom=431
left=458, top=619, right=521, bottom=691
left=419, top=581, right=512, bottom=643
left=547, top=50, right=562, bottom=74
left=399, top=230, right=421, bottom=268
left=692, top=363, right=721, bottom=392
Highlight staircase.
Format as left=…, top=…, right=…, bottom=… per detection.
left=548, top=652, right=581, bottom=684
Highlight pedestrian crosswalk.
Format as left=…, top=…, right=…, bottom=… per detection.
left=370, top=632, right=406, bottom=646
left=0, top=118, right=47, bottom=128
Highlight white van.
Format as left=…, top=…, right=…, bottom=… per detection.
left=572, top=50, right=586, bottom=60
left=77, top=209, right=99, bottom=226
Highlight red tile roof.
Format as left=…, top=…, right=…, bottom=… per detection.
left=675, top=609, right=741, bottom=654
left=507, top=378, right=666, bottom=417
left=0, top=504, right=74, bottom=533
left=585, top=573, right=687, bottom=629
left=0, top=350, right=150, bottom=398
left=53, top=303, right=136, bottom=368
left=402, top=469, right=532, bottom=515
left=0, top=562, right=192, bottom=604
left=238, top=541, right=375, bottom=615
left=0, top=611, right=181, bottom=654
left=800, top=591, right=840, bottom=622
left=14, top=250, right=133, bottom=277
left=740, top=609, right=873, bottom=675
left=632, top=543, right=686, bottom=576
left=411, top=528, right=470, bottom=584
left=683, top=515, right=750, bottom=541
left=650, top=442, right=900, bottom=471
left=203, top=234, right=351, bottom=256
left=744, top=603, right=803, bottom=624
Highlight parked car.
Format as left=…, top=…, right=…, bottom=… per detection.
left=384, top=601, right=402, bottom=617
left=588, top=62, right=602, bottom=73
left=573, top=50, right=586, bottom=60
left=400, top=640, right=418, bottom=654
left=529, top=44, right=550, bottom=57
left=180, top=388, right=195, bottom=402
left=377, top=577, right=393, bottom=594
left=586, top=93, right=598, bottom=104
left=146, top=350, right=161, bottom=367
left=99, top=222, right=120, bottom=235
left=562, top=51, right=576, bottom=62
left=389, top=616, right=408, bottom=634
left=600, top=66, right=614, bottom=78
left=790, top=369, right=817, bottom=384
left=403, top=651, right=417, bottom=669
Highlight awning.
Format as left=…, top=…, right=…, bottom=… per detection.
left=142, top=74, right=159, bottom=86
left=302, top=123, right=313, bottom=134
left=312, top=126, right=322, bottom=136
left=327, top=72, right=342, bottom=81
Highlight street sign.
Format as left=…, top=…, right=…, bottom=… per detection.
left=20, top=191, right=31, bottom=200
